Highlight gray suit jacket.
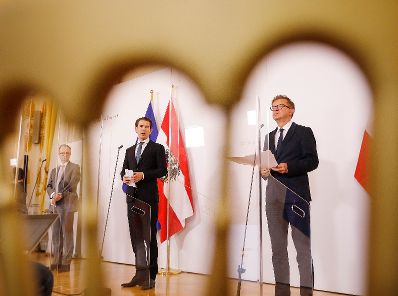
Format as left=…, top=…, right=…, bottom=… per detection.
left=47, top=162, right=81, bottom=212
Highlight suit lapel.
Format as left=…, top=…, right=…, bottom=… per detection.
left=139, top=141, right=152, bottom=163
left=277, top=122, right=297, bottom=156
left=283, top=122, right=297, bottom=144
left=132, top=144, right=138, bottom=166
left=63, top=163, right=69, bottom=181
left=269, top=128, right=277, bottom=154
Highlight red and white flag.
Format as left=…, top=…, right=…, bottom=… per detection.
left=157, top=100, right=194, bottom=243
left=354, top=129, right=372, bottom=194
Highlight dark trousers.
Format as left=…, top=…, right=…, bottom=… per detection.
left=127, top=199, right=158, bottom=280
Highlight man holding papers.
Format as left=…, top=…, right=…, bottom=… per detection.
left=120, top=117, right=167, bottom=290
left=261, top=95, right=319, bottom=296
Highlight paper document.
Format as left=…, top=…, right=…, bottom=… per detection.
left=125, top=169, right=136, bottom=187
left=228, top=150, right=278, bottom=169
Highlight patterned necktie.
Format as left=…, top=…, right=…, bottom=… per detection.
left=136, top=142, right=144, bottom=163
left=276, top=128, right=284, bottom=152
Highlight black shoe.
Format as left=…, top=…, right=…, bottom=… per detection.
left=275, top=282, right=290, bottom=296
left=121, top=277, right=144, bottom=288
left=140, top=279, right=155, bottom=290
left=300, top=286, right=313, bottom=296
left=58, top=264, right=70, bottom=272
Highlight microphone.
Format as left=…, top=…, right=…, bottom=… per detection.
left=41, top=158, right=47, bottom=163
left=259, top=124, right=264, bottom=129
left=118, top=145, right=123, bottom=149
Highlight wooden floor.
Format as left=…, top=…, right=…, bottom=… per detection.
left=30, top=252, right=347, bottom=296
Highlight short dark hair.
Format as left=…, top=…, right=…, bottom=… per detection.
left=272, top=95, right=295, bottom=110
left=135, top=117, right=153, bottom=129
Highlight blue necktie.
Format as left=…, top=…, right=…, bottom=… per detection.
left=136, top=142, right=144, bottom=163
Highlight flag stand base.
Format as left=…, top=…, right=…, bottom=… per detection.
left=158, top=268, right=182, bottom=276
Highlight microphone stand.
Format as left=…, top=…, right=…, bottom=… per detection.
left=100, top=145, right=123, bottom=258
left=236, top=152, right=257, bottom=296
left=27, top=159, right=46, bottom=210
left=236, top=123, right=264, bottom=296
left=257, top=97, right=265, bottom=295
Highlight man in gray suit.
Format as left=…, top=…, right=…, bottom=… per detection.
left=47, top=144, right=80, bottom=272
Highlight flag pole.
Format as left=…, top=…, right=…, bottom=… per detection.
left=159, top=84, right=181, bottom=276
left=171, top=85, right=181, bottom=275
left=167, top=88, right=172, bottom=273
left=159, top=86, right=173, bottom=275
left=151, top=88, right=170, bottom=271
left=166, top=70, right=174, bottom=272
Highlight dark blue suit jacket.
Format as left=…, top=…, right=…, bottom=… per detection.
left=264, top=122, right=319, bottom=201
left=121, top=140, right=167, bottom=206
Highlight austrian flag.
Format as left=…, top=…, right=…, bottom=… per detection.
left=157, top=101, right=194, bottom=243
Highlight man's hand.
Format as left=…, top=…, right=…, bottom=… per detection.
left=271, top=163, right=288, bottom=174
left=51, top=193, right=63, bottom=206
left=122, top=175, right=132, bottom=184
left=261, top=168, right=271, bottom=177
left=132, top=172, right=144, bottom=183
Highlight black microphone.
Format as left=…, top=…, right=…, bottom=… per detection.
left=118, top=145, right=123, bottom=149
left=41, top=158, right=47, bottom=163
left=259, top=123, right=264, bottom=129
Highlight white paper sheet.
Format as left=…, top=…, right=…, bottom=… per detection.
left=125, top=169, right=136, bottom=187
left=228, top=150, right=278, bottom=169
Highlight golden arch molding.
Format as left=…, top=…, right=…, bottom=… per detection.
left=0, top=1, right=397, bottom=295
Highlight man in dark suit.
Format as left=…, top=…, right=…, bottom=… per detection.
left=47, top=144, right=80, bottom=272
left=261, top=95, right=319, bottom=296
left=120, top=116, right=167, bottom=290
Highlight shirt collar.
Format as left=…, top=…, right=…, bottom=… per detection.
left=279, top=120, right=293, bottom=133
left=139, top=138, right=150, bottom=145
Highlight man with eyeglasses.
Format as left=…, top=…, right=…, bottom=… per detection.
left=261, top=95, right=319, bottom=296
left=47, top=144, right=81, bottom=272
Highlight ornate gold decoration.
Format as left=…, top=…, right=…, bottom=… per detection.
left=0, top=1, right=397, bottom=295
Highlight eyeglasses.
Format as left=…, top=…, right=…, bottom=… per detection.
left=270, top=104, right=291, bottom=111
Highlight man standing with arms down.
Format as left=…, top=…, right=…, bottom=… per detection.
left=261, top=95, right=319, bottom=296
left=47, top=144, right=81, bottom=272
left=120, top=117, right=167, bottom=290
